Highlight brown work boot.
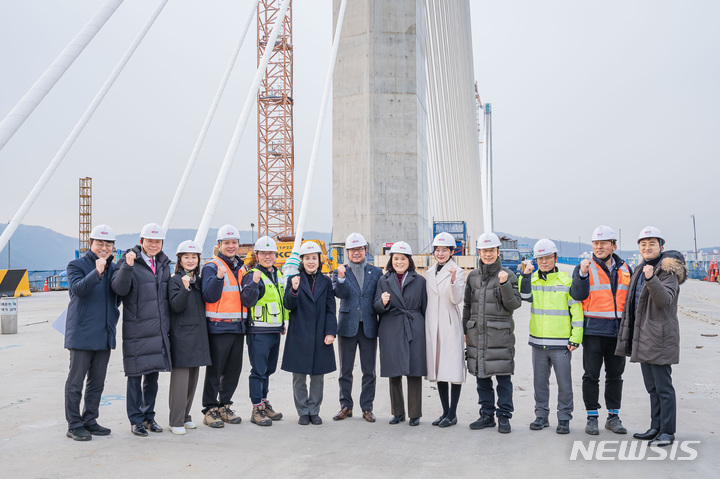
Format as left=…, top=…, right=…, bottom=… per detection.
left=262, top=401, right=283, bottom=421
left=203, top=408, right=224, bottom=428
left=219, top=404, right=242, bottom=424
left=251, top=405, right=272, bottom=426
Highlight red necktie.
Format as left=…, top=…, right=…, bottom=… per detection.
left=150, top=258, right=156, bottom=274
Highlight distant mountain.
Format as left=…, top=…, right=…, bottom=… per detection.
left=0, top=224, right=331, bottom=271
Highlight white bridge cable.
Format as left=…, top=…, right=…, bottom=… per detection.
left=0, top=0, right=169, bottom=253
left=0, top=0, right=124, bottom=153
left=423, top=1, right=481, bottom=245
left=194, top=0, right=292, bottom=248
left=162, top=0, right=260, bottom=232
left=282, top=0, right=349, bottom=276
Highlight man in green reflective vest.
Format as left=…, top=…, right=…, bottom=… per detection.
left=519, top=239, right=583, bottom=434
left=240, top=236, right=288, bottom=427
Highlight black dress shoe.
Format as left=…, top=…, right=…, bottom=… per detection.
left=131, top=424, right=148, bottom=437
left=432, top=415, right=446, bottom=426
left=649, top=433, right=675, bottom=447
left=84, top=423, right=111, bottom=436
left=309, top=415, right=323, bottom=425
left=633, top=428, right=659, bottom=440
left=143, top=419, right=163, bottom=433
left=298, top=415, right=310, bottom=425
left=389, top=415, right=405, bottom=425
left=409, top=417, right=420, bottom=427
left=438, top=417, right=457, bottom=428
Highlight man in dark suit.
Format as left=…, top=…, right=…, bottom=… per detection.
left=64, top=224, right=120, bottom=441
left=331, top=233, right=382, bottom=422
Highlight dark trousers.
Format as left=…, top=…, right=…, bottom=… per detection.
left=641, top=363, right=676, bottom=434
left=338, top=328, right=377, bottom=411
left=65, top=349, right=111, bottom=429
left=168, top=367, right=199, bottom=427
left=247, top=332, right=280, bottom=406
left=476, top=374, right=514, bottom=418
left=389, top=376, right=422, bottom=418
left=202, top=333, right=244, bottom=412
left=127, top=372, right=159, bottom=425
left=582, top=335, right=625, bottom=412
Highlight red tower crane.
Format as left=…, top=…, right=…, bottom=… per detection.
left=257, top=0, right=294, bottom=238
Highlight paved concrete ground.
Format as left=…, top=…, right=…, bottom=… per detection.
left=1, top=266, right=718, bottom=478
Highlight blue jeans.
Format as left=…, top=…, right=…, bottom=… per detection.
left=476, top=375, right=514, bottom=418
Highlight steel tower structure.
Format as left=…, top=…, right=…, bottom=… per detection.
left=257, top=0, right=294, bottom=238
left=79, top=177, right=92, bottom=256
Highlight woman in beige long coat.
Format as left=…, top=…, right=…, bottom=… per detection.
left=425, top=232, right=466, bottom=428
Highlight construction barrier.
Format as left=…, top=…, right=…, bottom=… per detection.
left=0, top=269, right=32, bottom=298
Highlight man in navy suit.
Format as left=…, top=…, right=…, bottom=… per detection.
left=332, top=233, right=382, bottom=422
left=64, top=224, right=120, bottom=441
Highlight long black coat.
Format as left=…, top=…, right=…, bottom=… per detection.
left=373, top=271, right=427, bottom=378
left=65, top=250, right=119, bottom=351
left=281, top=271, right=337, bottom=375
left=168, top=272, right=211, bottom=368
left=111, top=245, right=172, bottom=377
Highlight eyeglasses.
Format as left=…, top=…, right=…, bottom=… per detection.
left=94, top=241, right=115, bottom=249
left=257, top=251, right=276, bottom=257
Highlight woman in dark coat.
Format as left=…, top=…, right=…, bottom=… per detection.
left=373, top=241, right=427, bottom=426
left=167, top=240, right=211, bottom=435
left=282, top=241, right=337, bottom=425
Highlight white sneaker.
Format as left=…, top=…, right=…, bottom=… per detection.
left=183, top=421, right=197, bottom=429
left=170, top=426, right=186, bottom=435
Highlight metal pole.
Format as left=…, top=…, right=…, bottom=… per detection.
left=194, top=0, right=291, bottom=248
left=0, top=0, right=168, bottom=254
left=0, top=0, right=124, bottom=152
left=691, top=214, right=698, bottom=260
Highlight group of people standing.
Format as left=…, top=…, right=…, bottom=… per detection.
left=63, top=223, right=686, bottom=449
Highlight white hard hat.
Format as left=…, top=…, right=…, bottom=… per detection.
left=254, top=235, right=278, bottom=252
left=90, top=224, right=116, bottom=241
left=299, top=241, right=322, bottom=256
left=140, top=223, right=165, bottom=240
left=176, top=240, right=202, bottom=255
left=432, top=232, right=456, bottom=248
left=345, top=232, right=368, bottom=250
left=476, top=232, right=501, bottom=249
left=591, top=225, right=617, bottom=242
left=390, top=241, right=413, bottom=255
left=637, top=226, right=664, bottom=244
left=217, top=224, right=240, bottom=241
left=533, top=238, right=558, bottom=258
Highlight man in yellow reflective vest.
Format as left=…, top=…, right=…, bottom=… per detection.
left=570, top=225, right=632, bottom=436
left=519, top=239, right=583, bottom=435
left=241, top=236, right=288, bottom=427
left=201, top=225, right=246, bottom=428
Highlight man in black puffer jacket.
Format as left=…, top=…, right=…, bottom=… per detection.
left=112, top=223, right=172, bottom=437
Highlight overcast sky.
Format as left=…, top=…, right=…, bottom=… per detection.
left=1, top=1, right=718, bottom=252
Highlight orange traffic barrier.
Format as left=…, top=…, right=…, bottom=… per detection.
left=43, top=278, right=49, bottom=292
